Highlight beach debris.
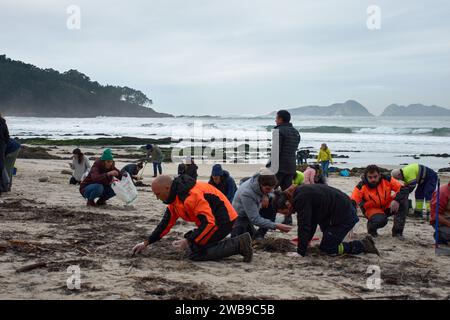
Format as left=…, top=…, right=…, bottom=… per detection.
left=38, top=176, right=49, bottom=182
left=18, top=145, right=61, bottom=160
left=253, top=238, right=296, bottom=253
left=15, top=262, right=47, bottom=273
left=60, top=169, right=73, bottom=175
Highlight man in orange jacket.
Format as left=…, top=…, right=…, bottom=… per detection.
left=351, top=165, right=409, bottom=239
left=132, top=174, right=253, bottom=262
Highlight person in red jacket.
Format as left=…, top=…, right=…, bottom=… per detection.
left=431, top=182, right=450, bottom=245
left=79, top=148, right=122, bottom=207
left=351, top=165, right=409, bottom=239
left=132, top=174, right=253, bottom=262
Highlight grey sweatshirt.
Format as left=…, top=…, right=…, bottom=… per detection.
left=232, top=174, right=277, bottom=230
left=70, top=156, right=91, bottom=182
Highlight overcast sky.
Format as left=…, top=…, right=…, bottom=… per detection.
left=1, top=0, right=450, bottom=116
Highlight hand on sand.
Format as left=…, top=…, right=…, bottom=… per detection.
left=172, top=239, right=189, bottom=250
left=132, top=242, right=148, bottom=255
left=390, top=200, right=400, bottom=213
left=287, top=252, right=302, bottom=258
left=276, top=224, right=292, bottom=233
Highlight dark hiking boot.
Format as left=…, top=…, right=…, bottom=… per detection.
left=87, top=200, right=96, bottom=207
left=96, top=198, right=107, bottom=206
left=238, top=233, right=253, bottom=263
left=361, top=235, right=380, bottom=256
left=392, top=231, right=405, bottom=241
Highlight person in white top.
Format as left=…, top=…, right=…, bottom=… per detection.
left=69, top=148, right=91, bottom=185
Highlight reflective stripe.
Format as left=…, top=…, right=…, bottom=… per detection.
left=338, top=243, right=345, bottom=254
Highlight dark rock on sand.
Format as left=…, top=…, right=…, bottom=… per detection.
left=18, top=146, right=62, bottom=160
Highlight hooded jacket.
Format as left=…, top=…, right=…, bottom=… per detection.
left=208, top=170, right=237, bottom=202
left=148, top=175, right=237, bottom=246
left=79, top=159, right=121, bottom=195
left=351, top=174, right=409, bottom=219
left=232, top=174, right=277, bottom=230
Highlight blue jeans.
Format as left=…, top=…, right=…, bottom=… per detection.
left=83, top=184, right=115, bottom=201
left=321, top=160, right=330, bottom=177
left=153, top=162, right=162, bottom=176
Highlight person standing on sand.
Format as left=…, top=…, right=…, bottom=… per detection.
left=5, top=138, right=21, bottom=191
left=79, top=148, right=122, bottom=207
left=391, top=163, right=438, bottom=219
left=431, top=182, right=450, bottom=245
left=231, top=169, right=292, bottom=239
left=266, top=110, right=300, bottom=226
left=351, top=165, right=409, bottom=239
left=0, top=113, right=10, bottom=195
left=145, top=144, right=164, bottom=177
left=69, top=148, right=91, bottom=185
left=274, top=184, right=379, bottom=257
left=317, top=143, right=333, bottom=177
left=131, top=174, right=253, bottom=262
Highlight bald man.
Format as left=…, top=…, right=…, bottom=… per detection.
left=132, top=174, right=253, bottom=262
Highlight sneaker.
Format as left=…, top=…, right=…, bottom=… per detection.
left=238, top=233, right=253, bottom=263
left=361, top=235, right=380, bottom=256
left=96, top=198, right=107, bottom=206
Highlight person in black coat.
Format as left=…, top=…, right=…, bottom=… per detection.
left=0, top=114, right=10, bottom=194
left=274, top=184, right=379, bottom=257
left=177, top=157, right=198, bottom=181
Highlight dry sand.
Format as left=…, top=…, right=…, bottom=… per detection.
left=1, top=148, right=450, bottom=300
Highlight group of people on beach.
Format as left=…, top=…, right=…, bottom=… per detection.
left=65, top=110, right=449, bottom=263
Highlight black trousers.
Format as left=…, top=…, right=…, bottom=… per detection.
left=276, top=172, right=295, bottom=191
left=367, top=199, right=408, bottom=235
left=188, top=222, right=235, bottom=261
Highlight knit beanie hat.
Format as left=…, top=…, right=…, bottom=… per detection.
left=100, top=148, right=114, bottom=161
left=211, top=164, right=224, bottom=176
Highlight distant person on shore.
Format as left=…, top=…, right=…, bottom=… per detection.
left=145, top=144, right=164, bottom=177
left=5, top=138, right=21, bottom=192
left=208, top=164, right=237, bottom=203
left=0, top=113, right=10, bottom=195
left=317, top=143, right=333, bottom=177
left=131, top=175, right=253, bottom=262
left=177, top=156, right=198, bottom=181
left=431, top=182, right=450, bottom=245
left=121, top=162, right=144, bottom=184
left=69, top=148, right=91, bottom=185
left=351, top=165, right=409, bottom=239
left=296, top=150, right=310, bottom=165
left=304, top=164, right=326, bottom=185
left=274, top=184, right=379, bottom=257
left=267, top=110, right=300, bottom=191
left=391, top=163, right=438, bottom=219
left=79, top=149, right=121, bottom=207
left=231, top=169, right=292, bottom=239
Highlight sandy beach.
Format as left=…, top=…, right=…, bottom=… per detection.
left=1, top=146, right=450, bottom=300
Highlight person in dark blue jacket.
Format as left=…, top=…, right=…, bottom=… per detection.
left=5, top=138, right=21, bottom=191
left=0, top=114, right=10, bottom=194
left=208, top=164, right=237, bottom=203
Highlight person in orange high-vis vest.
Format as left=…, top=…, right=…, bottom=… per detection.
left=132, top=174, right=253, bottom=262
left=351, top=165, right=409, bottom=239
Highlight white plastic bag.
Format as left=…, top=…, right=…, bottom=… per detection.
left=111, top=174, right=138, bottom=205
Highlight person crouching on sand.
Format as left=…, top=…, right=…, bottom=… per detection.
left=79, top=148, right=121, bottom=207
left=132, top=174, right=253, bottom=262
left=274, top=184, right=379, bottom=257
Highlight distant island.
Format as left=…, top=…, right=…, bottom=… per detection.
left=270, top=100, right=374, bottom=117
left=380, top=103, right=450, bottom=117
left=0, top=55, right=172, bottom=118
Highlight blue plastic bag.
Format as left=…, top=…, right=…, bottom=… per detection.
left=340, top=169, right=350, bottom=177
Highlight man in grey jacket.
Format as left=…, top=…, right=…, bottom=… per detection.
left=231, top=170, right=292, bottom=238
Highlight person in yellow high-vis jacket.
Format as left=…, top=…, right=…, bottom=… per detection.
left=391, top=163, right=438, bottom=218
left=317, top=143, right=333, bottom=177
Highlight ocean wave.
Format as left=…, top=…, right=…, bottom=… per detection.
left=266, top=126, right=450, bottom=136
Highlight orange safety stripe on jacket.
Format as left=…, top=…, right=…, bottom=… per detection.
left=351, top=176, right=403, bottom=219
left=166, top=181, right=237, bottom=246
